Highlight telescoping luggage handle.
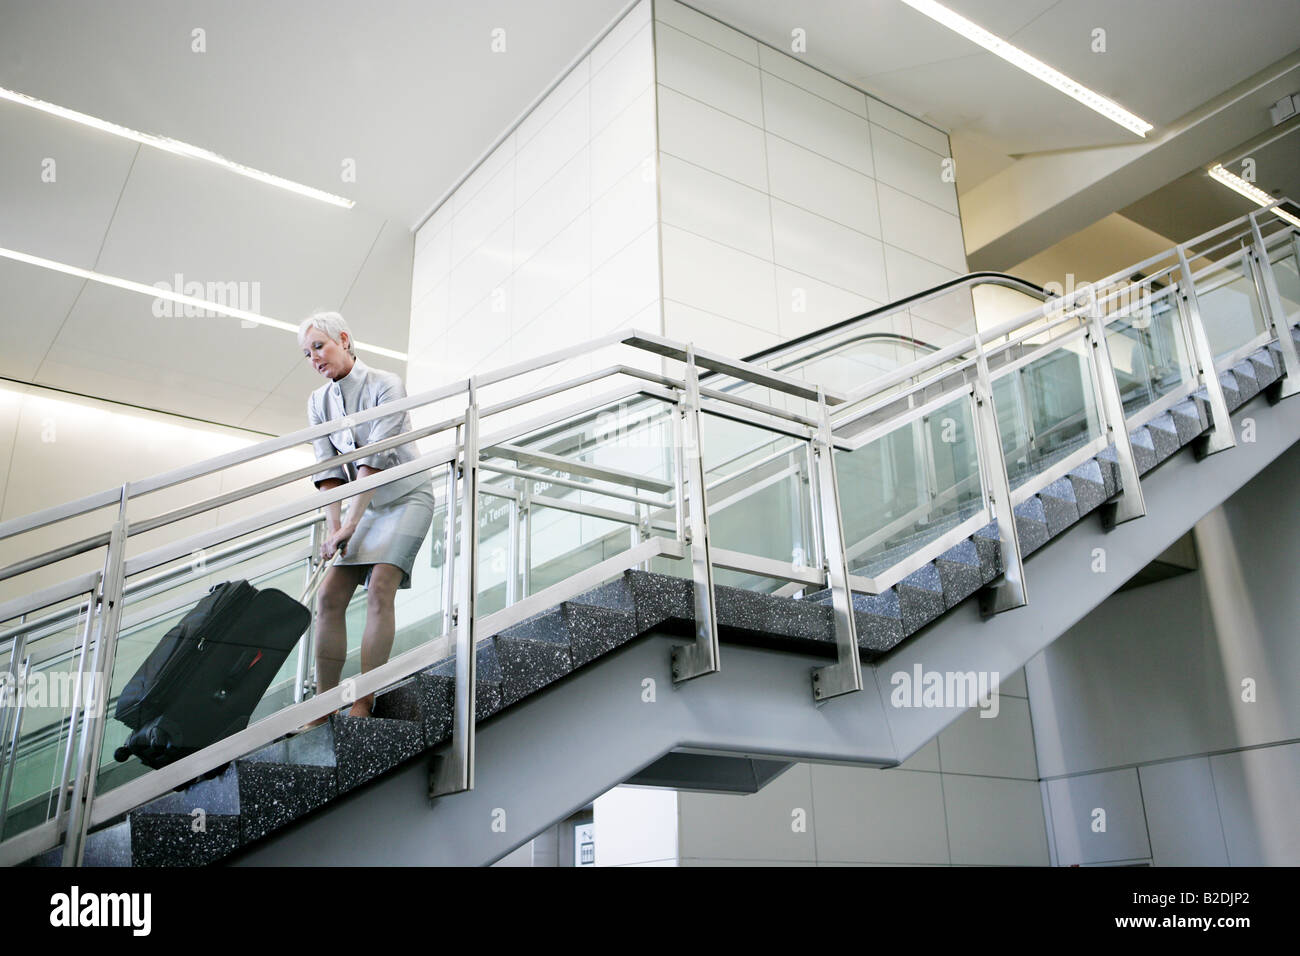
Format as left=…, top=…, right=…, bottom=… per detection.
left=300, top=543, right=346, bottom=606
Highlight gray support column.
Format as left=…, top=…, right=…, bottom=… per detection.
left=971, top=357, right=1027, bottom=615
left=671, top=347, right=720, bottom=684
left=810, top=390, right=863, bottom=702
left=1083, top=287, right=1146, bottom=525
left=1176, top=246, right=1237, bottom=456
left=1248, top=214, right=1300, bottom=399
left=431, top=385, right=480, bottom=797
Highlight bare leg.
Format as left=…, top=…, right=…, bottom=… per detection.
left=308, top=564, right=365, bottom=727
left=349, top=563, right=404, bottom=718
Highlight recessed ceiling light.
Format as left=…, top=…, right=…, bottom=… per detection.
left=1207, top=165, right=1300, bottom=229
left=0, top=245, right=406, bottom=360
left=898, top=0, right=1154, bottom=137
left=0, top=85, right=355, bottom=209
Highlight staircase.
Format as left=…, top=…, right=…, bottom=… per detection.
left=3, top=206, right=1299, bottom=867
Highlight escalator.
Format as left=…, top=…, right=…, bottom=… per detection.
left=2, top=206, right=1298, bottom=866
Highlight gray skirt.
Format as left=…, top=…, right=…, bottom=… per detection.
left=336, top=480, right=436, bottom=590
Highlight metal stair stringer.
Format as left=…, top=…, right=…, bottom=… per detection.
left=228, top=631, right=899, bottom=867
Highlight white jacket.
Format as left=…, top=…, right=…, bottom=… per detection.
left=306, top=358, right=429, bottom=507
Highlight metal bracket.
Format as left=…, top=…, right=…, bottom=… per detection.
left=971, top=356, right=1027, bottom=616
left=671, top=347, right=720, bottom=684
left=809, top=389, right=862, bottom=702
left=430, top=384, right=480, bottom=798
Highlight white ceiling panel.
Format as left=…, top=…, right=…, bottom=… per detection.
left=90, top=145, right=382, bottom=323
left=0, top=257, right=85, bottom=381
left=0, top=99, right=138, bottom=263
left=39, top=279, right=295, bottom=418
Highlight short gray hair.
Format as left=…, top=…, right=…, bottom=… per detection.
left=298, top=311, right=356, bottom=357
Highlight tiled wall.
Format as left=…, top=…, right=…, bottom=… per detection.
left=408, top=0, right=975, bottom=418
left=652, top=0, right=969, bottom=377
left=1028, top=443, right=1300, bottom=866
left=407, top=0, right=660, bottom=418
left=593, top=667, right=1051, bottom=866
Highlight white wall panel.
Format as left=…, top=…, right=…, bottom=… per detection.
left=876, top=184, right=967, bottom=274
left=655, top=0, right=758, bottom=64
left=1138, top=758, right=1229, bottom=866
left=1210, top=744, right=1300, bottom=865
left=757, top=45, right=867, bottom=117
left=659, top=155, right=773, bottom=260
left=945, top=775, right=1050, bottom=865
left=655, top=23, right=763, bottom=126
left=810, top=764, right=950, bottom=864
left=656, top=85, right=768, bottom=192
left=771, top=200, right=888, bottom=303
left=761, top=73, right=874, bottom=178
left=765, top=134, right=880, bottom=238
left=872, top=125, right=959, bottom=215
left=936, top=696, right=1039, bottom=780
left=1046, top=769, right=1151, bottom=866
left=677, top=764, right=816, bottom=863
left=661, top=226, right=778, bottom=332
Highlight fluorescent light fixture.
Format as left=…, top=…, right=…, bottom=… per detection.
left=898, top=0, right=1154, bottom=137
left=0, top=246, right=407, bottom=360
left=1208, top=165, right=1300, bottom=228
left=0, top=85, right=355, bottom=209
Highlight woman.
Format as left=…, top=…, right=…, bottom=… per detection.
left=299, top=311, right=434, bottom=720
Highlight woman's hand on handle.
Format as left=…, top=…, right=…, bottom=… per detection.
left=322, top=522, right=355, bottom=562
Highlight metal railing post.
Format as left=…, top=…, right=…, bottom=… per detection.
left=788, top=450, right=807, bottom=576
left=63, top=483, right=130, bottom=866
left=296, top=522, right=322, bottom=704
left=1247, top=214, right=1300, bottom=399
left=440, top=455, right=458, bottom=636
left=671, top=347, right=720, bottom=684
left=1175, top=245, right=1237, bottom=456
left=810, top=388, right=863, bottom=702
left=971, top=353, right=1027, bottom=615
left=1082, top=287, right=1146, bottom=526
left=520, top=479, right=532, bottom=597
left=0, top=655, right=31, bottom=837
left=430, top=384, right=479, bottom=797
left=51, top=593, right=97, bottom=829
left=0, top=622, right=24, bottom=816
left=506, top=480, right=519, bottom=607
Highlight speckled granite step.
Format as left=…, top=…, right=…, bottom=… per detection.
left=128, top=763, right=241, bottom=866
left=235, top=721, right=337, bottom=844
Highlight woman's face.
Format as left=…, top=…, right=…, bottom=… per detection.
left=302, top=327, right=354, bottom=380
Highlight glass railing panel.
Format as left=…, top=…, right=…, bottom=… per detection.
left=1102, top=287, right=1194, bottom=418
left=1268, top=247, right=1300, bottom=327
left=1195, top=253, right=1270, bottom=358
left=994, top=340, right=1103, bottom=490
left=484, top=396, right=676, bottom=599
left=704, top=421, right=813, bottom=592
left=525, top=503, right=636, bottom=596
left=0, top=593, right=93, bottom=845
left=835, top=391, right=982, bottom=578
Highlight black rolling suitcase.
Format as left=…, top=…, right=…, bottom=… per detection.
left=112, top=573, right=318, bottom=770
